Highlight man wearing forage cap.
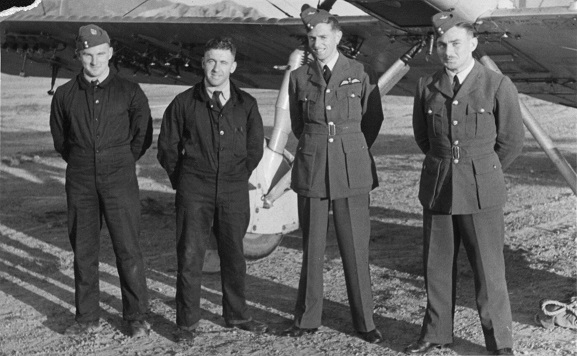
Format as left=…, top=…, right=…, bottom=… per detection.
left=50, top=24, right=153, bottom=337
left=406, top=11, right=523, bottom=355
left=282, top=4, right=384, bottom=343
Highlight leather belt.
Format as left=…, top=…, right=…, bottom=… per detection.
left=303, top=122, right=361, bottom=136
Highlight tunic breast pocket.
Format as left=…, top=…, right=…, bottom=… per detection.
left=425, top=105, right=445, bottom=137
left=298, top=91, right=319, bottom=121
left=466, top=103, right=495, bottom=138
left=336, top=86, right=362, bottom=119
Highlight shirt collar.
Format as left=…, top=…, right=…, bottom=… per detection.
left=445, top=58, right=475, bottom=84
left=318, top=51, right=339, bottom=71
left=83, top=66, right=110, bottom=85
left=204, top=79, right=231, bottom=104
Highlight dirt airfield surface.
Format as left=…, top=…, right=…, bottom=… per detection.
left=0, top=73, right=575, bottom=355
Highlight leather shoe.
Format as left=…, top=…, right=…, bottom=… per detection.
left=494, top=348, right=514, bottom=355
left=404, top=339, right=448, bottom=354
left=358, top=329, right=383, bottom=343
left=129, top=320, right=150, bottom=338
left=174, top=325, right=196, bottom=343
left=64, top=320, right=101, bottom=335
left=227, top=319, right=268, bottom=334
left=280, top=325, right=318, bottom=337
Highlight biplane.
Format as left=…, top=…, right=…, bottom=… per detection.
left=1, top=0, right=575, bottom=260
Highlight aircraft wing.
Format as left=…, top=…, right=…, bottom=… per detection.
left=345, top=0, right=577, bottom=107
left=1, top=2, right=576, bottom=107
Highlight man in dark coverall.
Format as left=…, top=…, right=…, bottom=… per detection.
left=157, top=37, right=266, bottom=342
left=405, top=12, right=524, bottom=355
left=281, top=6, right=384, bottom=343
left=50, top=24, right=152, bottom=337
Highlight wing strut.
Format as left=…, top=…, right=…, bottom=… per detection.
left=48, top=63, right=60, bottom=95
left=478, top=52, right=577, bottom=195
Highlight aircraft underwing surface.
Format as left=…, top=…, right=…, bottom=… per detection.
left=1, top=2, right=576, bottom=107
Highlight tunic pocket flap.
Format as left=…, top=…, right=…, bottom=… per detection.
left=466, top=103, right=491, bottom=115
left=336, top=88, right=361, bottom=100
left=299, top=91, right=319, bottom=103
left=473, top=155, right=501, bottom=175
left=341, top=135, right=367, bottom=153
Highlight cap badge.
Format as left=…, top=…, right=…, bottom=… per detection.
left=90, top=28, right=97, bottom=35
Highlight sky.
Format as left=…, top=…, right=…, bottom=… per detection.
left=171, top=0, right=367, bottom=18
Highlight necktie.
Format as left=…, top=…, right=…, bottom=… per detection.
left=323, top=65, right=331, bottom=83
left=452, top=75, right=461, bottom=96
left=213, top=90, right=223, bottom=110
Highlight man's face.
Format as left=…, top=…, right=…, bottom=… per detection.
left=202, top=48, right=237, bottom=88
left=436, top=26, right=477, bottom=73
left=307, top=22, right=342, bottom=63
left=78, top=43, right=113, bottom=80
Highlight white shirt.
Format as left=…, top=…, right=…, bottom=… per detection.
left=445, top=58, right=475, bottom=86
left=319, top=52, right=339, bottom=72
left=205, top=79, right=231, bottom=106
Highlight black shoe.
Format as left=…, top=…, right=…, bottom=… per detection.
left=404, top=339, right=448, bottom=354
left=227, top=319, right=268, bottom=334
left=280, top=325, right=318, bottom=337
left=129, top=320, right=150, bottom=338
left=358, top=329, right=383, bottom=343
left=64, top=320, right=101, bottom=335
left=175, top=326, right=196, bottom=343
left=494, top=348, right=514, bottom=355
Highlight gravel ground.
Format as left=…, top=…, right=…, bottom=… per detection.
left=1, top=73, right=575, bottom=355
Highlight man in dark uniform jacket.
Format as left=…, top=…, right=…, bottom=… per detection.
left=405, top=12, right=524, bottom=355
left=157, top=37, right=266, bottom=342
left=50, top=24, right=152, bottom=337
left=281, top=5, right=384, bottom=343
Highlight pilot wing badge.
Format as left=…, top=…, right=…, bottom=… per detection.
left=339, top=78, right=361, bottom=86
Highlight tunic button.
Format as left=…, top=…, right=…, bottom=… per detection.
left=326, top=89, right=331, bottom=93
left=453, top=159, right=459, bottom=164
left=326, top=105, right=331, bottom=110
left=95, top=100, right=99, bottom=104
left=328, top=138, right=334, bottom=143
left=427, top=109, right=433, bottom=114
left=493, top=165, right=497, bottom=169
left=453, top=140, right=459, bottom=145
left=453, top=100, right=459, bottom=105
left=219, top=130, right=224, bottom=135
left=480, top=108, right=485, bottom=113
left=453, top=120, right=458, bottom=125
left=350, top=93, right=355, bottom=97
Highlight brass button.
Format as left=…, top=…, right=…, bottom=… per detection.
left=219, top=130, right=224, bottom=135
left=95, top=100, right=99, bottom=104
left=427, top=109, right=433, bottom=114
left=328, top=138, right=334, bottom=143
left=350, top=93, right=356, bottom=97
left=453, top=140, right=459, bottom=145
left=453, top=159, right=459, bottom=164
left=453, top=100, right=459, bottom=105
left=480, top=108, right=485, bottom=113
left=326, top=105, right=332, bottom=110
left=452, top=120, right=458, bottom=125
left=326, top=89, right=331, bottom=93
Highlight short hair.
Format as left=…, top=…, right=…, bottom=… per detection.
left=454, top=22, right=477, bottom=37
left=204, top=37, right=236, bottom=58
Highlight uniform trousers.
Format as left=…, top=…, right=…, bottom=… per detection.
left=175, top=174, right=251, bottom=328
left=65, top=150, right=148, bottom=323
left=420, top=207, right=513, bottom=351
left=294, top=194, right=375, bottom=332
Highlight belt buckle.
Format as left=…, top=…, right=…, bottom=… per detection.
left=452, top=146, right=460, bottom=160
left=328, top=122, right=336, bottom=136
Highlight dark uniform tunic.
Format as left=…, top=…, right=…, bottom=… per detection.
left=50, top=70, right=152, bottom=323
left=288, top=53, right=384, bottom=332
left=157, top=80, right=264, bottom=328
left=412, top=60, right=524, bottom=350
